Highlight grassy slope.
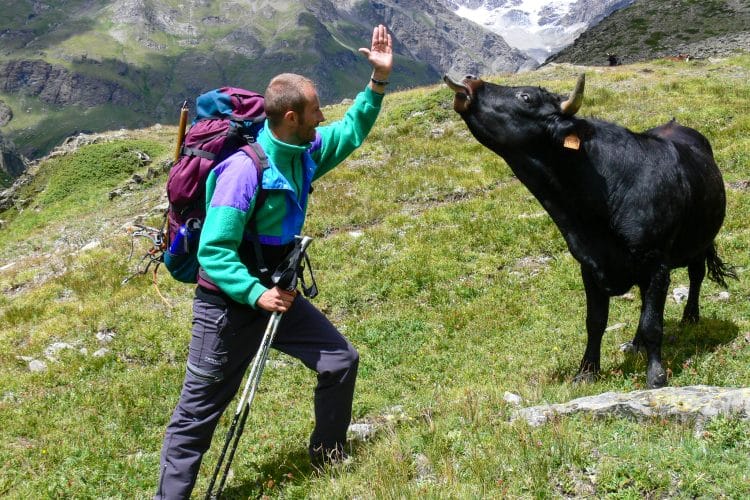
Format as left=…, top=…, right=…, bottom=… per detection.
left=0, top=55, right=749, bottom=497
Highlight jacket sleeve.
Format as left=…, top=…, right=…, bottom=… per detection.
left=197, top=153, right=267, bottom=307
left=312, top=86, right=384, bottom=180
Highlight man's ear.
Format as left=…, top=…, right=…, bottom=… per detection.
left=284, top=110, right=299, bottom=125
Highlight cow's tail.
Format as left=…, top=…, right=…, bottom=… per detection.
left=706, top=243, right=738, bottom=288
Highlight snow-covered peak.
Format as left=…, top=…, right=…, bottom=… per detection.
left=446, top=0, right=634, bottom=63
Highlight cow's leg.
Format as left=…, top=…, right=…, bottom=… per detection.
left=574, top=268, right=610, bottom=384
left=621, top=290, right=647, bottom=354
left=681, top=258, right=705, bottom=324
left=636, top=264, right=670, bottom=388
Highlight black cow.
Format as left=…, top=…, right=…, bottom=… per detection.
left=606, top=53, right=621, bottom=66
left=444, top=73, right=735, bottom=388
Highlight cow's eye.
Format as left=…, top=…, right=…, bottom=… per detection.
left=518, top=93, right=531, bottom=103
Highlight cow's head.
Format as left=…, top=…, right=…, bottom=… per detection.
left=443, top=74, right=586, bottom=155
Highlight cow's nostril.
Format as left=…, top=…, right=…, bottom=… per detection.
left=464, top=74, right=476, bottom=81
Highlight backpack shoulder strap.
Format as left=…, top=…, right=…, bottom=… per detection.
left=241, top=142, right=270, bottom=275
left=241, top=141, right=267, bottom=180
left=240, top=141, right=268, bottom=210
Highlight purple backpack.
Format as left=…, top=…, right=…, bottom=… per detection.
left=164, top=87, right=268, bottom=283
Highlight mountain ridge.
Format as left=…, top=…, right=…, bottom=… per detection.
left=546, top=0, right=750, bottom=66
left=0, top=0, right=532, bottom=169
left=441, top=0, right=636, bottom=62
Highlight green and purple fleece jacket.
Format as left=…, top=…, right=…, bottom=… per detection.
left=197, top=86, right=384, bottom=307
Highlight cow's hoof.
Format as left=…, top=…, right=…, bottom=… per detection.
left=681, top=309, right=699, bottom=324
left=572, top=371, right=597, bottom=384
left=647, top=362, right=667, bottom=388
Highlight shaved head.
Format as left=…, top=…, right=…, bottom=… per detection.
left=265, top=73, right=317, bottom=128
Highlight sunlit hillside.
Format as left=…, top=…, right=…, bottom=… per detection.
left=1, top=55, right=749, bottom=498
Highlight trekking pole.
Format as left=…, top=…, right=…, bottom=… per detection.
left=205, top=311, right=282, bottom=500
left=205, top=236, right=314, bottom=500
left=174, top=100, right=189, bottom=163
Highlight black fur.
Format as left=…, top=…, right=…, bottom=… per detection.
left=451, top=77, right=735, bottom=388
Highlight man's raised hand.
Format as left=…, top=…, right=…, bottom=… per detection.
left=359, top=24, right=393, bottom=81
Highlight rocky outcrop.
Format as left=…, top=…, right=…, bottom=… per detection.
left=0, top=99, right=12, bottom=126
left=0, top=60, right=139, bottom=108
left=0, top=130, right=128, bottom=209
left=0, top=132, right=27, bottom=190
left=547, top=0, right=750, bottom=66
left=555, top=0, right=635, bottom=26
left=512, top=385, right=750, bottom=432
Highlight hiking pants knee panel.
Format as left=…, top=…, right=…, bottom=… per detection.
left=273, top=296, right=360, bottom=450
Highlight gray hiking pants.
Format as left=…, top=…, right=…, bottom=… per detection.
left=155, top=288, right=359, bottom=499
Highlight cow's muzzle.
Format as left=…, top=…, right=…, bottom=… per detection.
left=444, top=74, right=482, bottom=113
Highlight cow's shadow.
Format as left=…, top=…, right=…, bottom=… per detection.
left=616, top=317, right=740, bottom=380
left=548, top=317, right=740, bottom=385
left=600, top=318, right=740, bottom=381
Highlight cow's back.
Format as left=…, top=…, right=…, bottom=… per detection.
left=645, top=120, right=725, bottom=266
left=647, top=119, right=714, bottom=156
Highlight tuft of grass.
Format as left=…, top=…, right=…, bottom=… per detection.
left=38, top=140, right=166, bottom=204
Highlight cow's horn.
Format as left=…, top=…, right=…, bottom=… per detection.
left=560, top=74, right=585, bottom=116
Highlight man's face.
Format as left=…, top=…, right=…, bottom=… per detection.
left=293, top=85, right=326, bottom=144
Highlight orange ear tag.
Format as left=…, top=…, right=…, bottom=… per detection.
left=563, top=134, right=581, bottom=150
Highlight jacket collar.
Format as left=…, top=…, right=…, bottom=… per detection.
left=257, top=124, right=313, bottom=192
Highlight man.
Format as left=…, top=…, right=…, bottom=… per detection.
left=155, top=24, right=393, bottom=498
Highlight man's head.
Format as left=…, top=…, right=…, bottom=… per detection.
left=265, top=73, right=325, bottom=145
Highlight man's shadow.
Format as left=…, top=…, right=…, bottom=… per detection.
left=208, top=438, right=370, bottom=499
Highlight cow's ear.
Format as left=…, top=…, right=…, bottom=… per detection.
left=548, top=119, right=591, bottom=151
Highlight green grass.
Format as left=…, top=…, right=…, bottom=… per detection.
left=1, top=55, right=749, bottom=498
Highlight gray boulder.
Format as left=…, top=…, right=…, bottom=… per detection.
left=512, top=385, right=750, bottom=431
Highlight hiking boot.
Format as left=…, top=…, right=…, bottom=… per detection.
left=309, top=444, right=350, bottom=471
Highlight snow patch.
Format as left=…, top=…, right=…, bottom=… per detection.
left=452, top=0, right=629, bottom=63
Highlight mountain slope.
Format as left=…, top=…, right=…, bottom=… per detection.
left=442, top=0, right=636, bottom=62
left=0, top=0, right=531, bottom=167
left=547, top=0, right=750, bottom=66
left=1, top=56, right=749, bottom=497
